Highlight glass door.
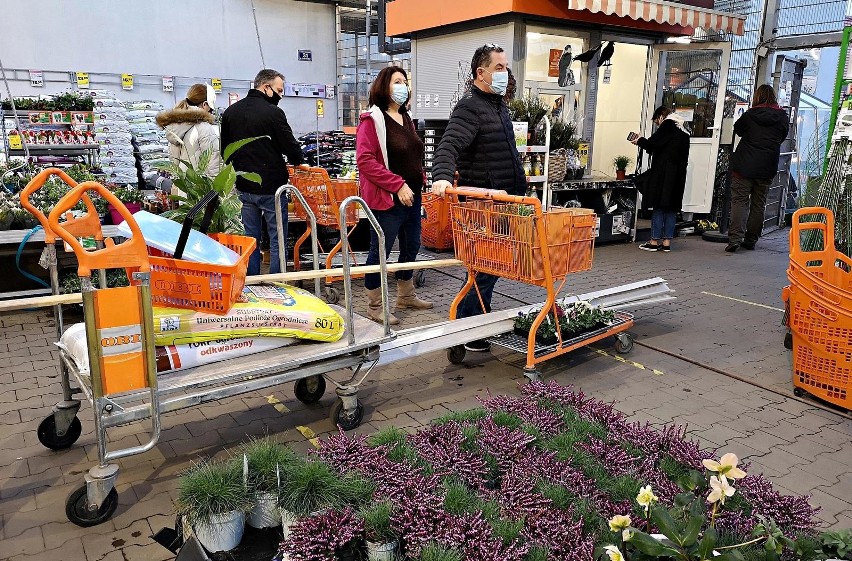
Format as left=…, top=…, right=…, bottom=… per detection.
left=643, top=42, right=731, bottom=214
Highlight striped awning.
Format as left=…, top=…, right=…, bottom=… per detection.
left=566, top=0, right=746, bottom=35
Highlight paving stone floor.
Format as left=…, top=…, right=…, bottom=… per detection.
left=1, top=228, right=850, bottom=560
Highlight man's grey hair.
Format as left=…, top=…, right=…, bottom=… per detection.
left=254, top=69, right=285, bottom=89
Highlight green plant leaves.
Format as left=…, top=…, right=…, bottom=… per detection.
left=236, top=171, right=262, bottom=185
left=223, top=135, right=268, bottom=162
left=629, top=530, right=682, bottom=557
left=698, top=527, right=717, bottom=560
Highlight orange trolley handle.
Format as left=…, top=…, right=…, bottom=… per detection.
left=20, top=167, right=103, bottom=245
left=48, top=181, right=150, bottom=277
left=790, top=207, right=835, bottom=257
left=444, top=187, right=544, bottom=213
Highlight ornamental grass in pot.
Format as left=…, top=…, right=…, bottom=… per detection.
left=242, top=436, right=297, bottom=529
left=361, top=501, right=399, bottom=561
left=176, top=458, right=252, bottom=553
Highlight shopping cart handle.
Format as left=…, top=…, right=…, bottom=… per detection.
left=48, top=181, right=150, bottom=277
left=445, top=186, right=543, bottom=209
left=20, top=167, right=103, bottom=244
left=173, top=190, right=218, bottom=260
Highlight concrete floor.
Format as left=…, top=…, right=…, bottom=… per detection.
left=1, top=228, right=850, bottom=561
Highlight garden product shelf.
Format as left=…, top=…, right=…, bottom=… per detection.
left=550, top=177, right=635, bottom=191
left=9, top=144, right=99, bottom=156
left=487, top=311, right=634, bottom=358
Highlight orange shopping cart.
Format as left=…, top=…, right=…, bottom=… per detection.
left=783, top=207, right=852, bottom=411
left=288, top=165, right=360, bottom=303
left=443, top=187, right=634, bottom=379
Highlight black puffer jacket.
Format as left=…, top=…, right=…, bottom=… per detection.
left=731, top=104, right=789, bottom=180
left=431, top=87, right=525, bottom=195
left=636, top=117, right=691, bottom=212
left=220, top=89, right=303, bottom=195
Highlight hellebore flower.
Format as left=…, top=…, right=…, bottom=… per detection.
left=636, top=485, right=658, bottom=513
left=608, top=515, right=632, bottom=532
left=702, top=453, right=747, bottom=480
left=604, top=545, right=624, bottom=561
left=622, top=529, right=634, bottom=542
left=707, top=475, right=736, bottom=505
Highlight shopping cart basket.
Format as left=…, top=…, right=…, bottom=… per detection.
left=421, top=191, right=453, bottom=251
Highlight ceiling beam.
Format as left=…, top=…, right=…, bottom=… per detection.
left=773, top=31, right=843, bottom=51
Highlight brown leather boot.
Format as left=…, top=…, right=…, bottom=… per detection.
left=396, top=279, right=433, bottom=310
left=366, top=287, right=399, bottom=325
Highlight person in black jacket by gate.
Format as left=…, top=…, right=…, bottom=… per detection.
left=431, top=44, right=525, bottom=353
left=220, top=69, right=303, bottom=275
left=726, top=84, right=789, bottom=252
left=631, top=106, right=691, bottom=252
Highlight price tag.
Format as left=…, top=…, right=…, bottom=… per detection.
left=228, top=92, right=239, bottom=106
left=316, top=99, right=325, bottom=118
left=9, top=134, right=22, bottom=150
left=30, top=70, right=44, bottom=88
left=121, top=74, right=134, bottom=91
left=76, top=72, right=90, bottom=89
left=211, top=78, right=222, bottom=92
left=162, top=76, right=174, bottom=92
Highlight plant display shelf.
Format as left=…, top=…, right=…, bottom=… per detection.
left=518, top=116, right=552, bottom=208
left=488, top=310, right=634, bottom=358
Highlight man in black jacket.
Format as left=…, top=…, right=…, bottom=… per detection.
left=726, top=84, right=789, bottom=252
left=221, top=68, right=303, bottom=275
left=431, top=44, right=525, bottom=352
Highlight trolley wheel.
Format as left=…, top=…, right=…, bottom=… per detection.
left=325, top=287, right=341, bottom=305
left=784, top=332, right=793, bottom=350
left=414, top=270, right=426, bottom=288
left=447, top=345, right=466, bottom=365
left=37, top=415, right=82, bottom=450
left=295, top=375, right=326, bottom=404
left=330, top=399, right=364, bottom=431
left=66, top=485, right=118, bottom=527
left=793, top=387, right=805, bottom=398
left=523, top=367, right=541, bottom=383
left=614, top=333, right=634, bottom=354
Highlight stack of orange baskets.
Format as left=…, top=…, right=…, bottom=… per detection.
left=783, top=207, right=852, bottom=410
left=421, top=191, right=453, bottom=251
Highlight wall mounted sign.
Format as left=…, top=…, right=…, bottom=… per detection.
left=211, top=78, right=222, bottom=92
left=75, top=72, right=89, bottom=89
left=29, top=70, right=44, bottom=88
left=298, top=50, right=312, bottom=62
left=121, top=73, right=134, bottom=91
left=162, top=76, right=174, bottom=92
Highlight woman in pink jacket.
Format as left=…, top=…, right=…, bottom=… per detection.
left=356, top=66, right=432, bottom=325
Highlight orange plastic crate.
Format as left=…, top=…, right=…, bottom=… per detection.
left=137, top=233, right=256, bottom=315
left=450, top=202, right=595, bottom=287
left=421, top=192, right=453, bottom=251
left=787, top=282, right=852, bottom=361
left=791, top=332, right=851, bottom=409
left=290, top=167, right=359, bottom=227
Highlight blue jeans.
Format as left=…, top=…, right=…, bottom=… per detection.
left=238, top=191, right=287, bottom=275
left=651, top=209, right=677, bottom=240
left=457, top=273, right=498, bottom=319
left=365, top=193, right=422, bottom=290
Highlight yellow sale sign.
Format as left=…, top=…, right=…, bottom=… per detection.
left=76, top=72, right=90, bottom=89
left=211, top=78, right=222, bottom=92
left=121, top=74, right=134, bottom=91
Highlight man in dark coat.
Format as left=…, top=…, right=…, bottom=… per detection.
left=220, top=68, right=303, bottom=275
left=631, top=106, right=691, bottom=252
left=431, top=44, right=525, bottom=352
left=726, top=84, right=789, bottom=252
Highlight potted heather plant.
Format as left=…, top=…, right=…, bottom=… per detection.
left=613, top=155, right=632, bottom=180
left=361, top=501, right=398, bottom=561
left=176, top=458, right=252, bottom=553
left=109, top=184, right=145, bottom=225
left=242, top=437, right=297, bottom=529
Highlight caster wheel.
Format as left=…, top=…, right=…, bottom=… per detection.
left=784, top=332, right=793, bottom=350
left=447, top=345, right=466, bottom=365
left=614, top=333, right=634, bottom=354
left=330, top=399, right=364, bottom=431
left=66, top=485, right=118, bottom=527
left=523, top=368, right=541, bottom=383
left=37, top=415, right=82, bottom=450
left=414, top=270, right=426, bottom=288
left=295, top=375, right=326, bottom=404
left=325, top=287, right=340, bottom=305
left=793, top=387, right=805, bottom=397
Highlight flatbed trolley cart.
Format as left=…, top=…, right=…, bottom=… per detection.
left=288, top=165, right=361, bottom=303
left=38, top=180, right=395, bottom=527
left=20, top=168, right=110, bottom=451
left=443, top=187, right=634, bottom=380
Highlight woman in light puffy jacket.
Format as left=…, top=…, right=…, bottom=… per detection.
left=155, top=83, right=221, bottom=177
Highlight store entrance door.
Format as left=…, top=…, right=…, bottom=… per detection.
left=643, top=42, right=732, bottom=214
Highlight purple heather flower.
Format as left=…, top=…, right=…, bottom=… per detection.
left=478, top=393, right=564, bottom=436
left=737, top=474, right=819, bottom=532
left=278, top=507, right=363, bottom=561
left=410, top=422, right=490, bottom=489
left=477, top=417, right=536, bottom=471
left=522, top=506, right=596, bottom=561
